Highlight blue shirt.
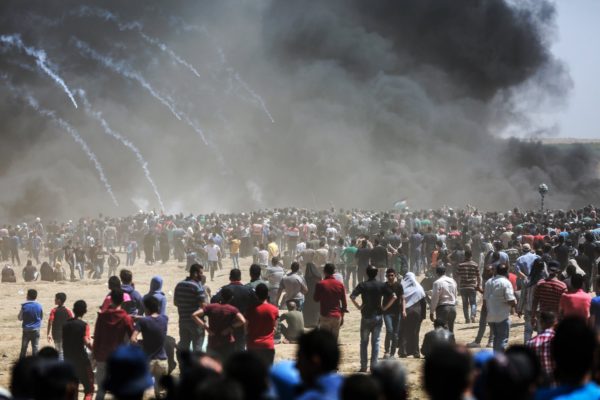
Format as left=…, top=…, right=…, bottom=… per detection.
left=296, top=372, right=343, bottom=400
left=535, top=382, right=600, bottom=400
left=591, top=296, right=600, bottom=330
left=19, top=301, right=43, bottom=331
left=516, top=252, right=540, bottom=276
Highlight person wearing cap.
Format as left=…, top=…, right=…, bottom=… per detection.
left=515, top=243, right=539, bottom=280
left=532, top=261, right=567, bottom=330
left=103, top=345, right=153, bottom=400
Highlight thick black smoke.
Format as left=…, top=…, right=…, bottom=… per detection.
left=0, top=0, right=597, bottom=221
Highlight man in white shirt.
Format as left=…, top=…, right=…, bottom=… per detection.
left=204, top=239, right=221, bottom=281
left=430, top=265, right=457, bottom=332
left=484, top=264, right=516, bottom=352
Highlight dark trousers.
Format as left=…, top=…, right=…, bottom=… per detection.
left=251, top=348, right=275, bottom=365
left=177, top=324, right=204, bottom=366
left=460, top=288, right=477, bottom=322
left=475, top=306, right=493, bottom=344
left=71, top=359, right=94, bottom=396
left=383, top=313, right=401, bottom=356
left=436, top=304, right=457, bottom=333
left=399, top=305, right=422, bottom=356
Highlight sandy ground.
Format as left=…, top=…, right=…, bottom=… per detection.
left=0, top=252, right=526, bottom=398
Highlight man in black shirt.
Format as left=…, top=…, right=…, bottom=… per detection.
left=383, top=268, right=405, bottom=359
left=62, top=300, right=94, bottom=400
left=355, top=239, right=371, bottom=283
left=370, top=239, right=389, bottom=282
left=350, top=266, right=396, bottom=372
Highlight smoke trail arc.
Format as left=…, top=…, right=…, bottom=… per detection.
left=0, top=34, right=78, bottom=109
left=71, top=37, right=209, bottom=145
left=0, top=77, right=118, bottom=206
left=75, top=89, right=165, bottom=211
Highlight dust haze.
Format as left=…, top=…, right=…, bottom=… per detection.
left=0, top=0, right=598, bottom=221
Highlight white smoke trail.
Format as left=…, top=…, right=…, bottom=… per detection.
left=0, top=76, right=118, bottom=206
left=0, top=34, right=78, bottom=108
left=72, top=37, right=209, bottom=145
left=75, top=89, right=165, bottom=211
left=75, top=6, right=201, bottom=78
left=177, top=22, right=275, bottom=123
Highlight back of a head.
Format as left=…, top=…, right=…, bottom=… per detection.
left=571, top=273, right=584, bottom=290
left=11, top=356, right=38, bottom=399
left=495, top=264, right=509, bottom=277
left=143, top=296, right=160, bottom=315
left=55, top=292, right=66, bottom=305
left=424, top=344, right=472, bottom=400
left=297, top=329, right=340, bottom=374
left=32, top=359, right=77, bottom=400
left=73, top=300, right=87, bottom=318
left=108, top=275, right=121, bottom=290
left=224, top=351, right=269, bottom=399
left=27, top=289, right=37, bottom=301
left=552, top=317, right=597, bottom=385
left=291, top=261, right=300, bottom=272
left=119, top=269, right=133, bottom=284
left=110, top=289, right=125, bottom=307
left=229, top=268, right=241, bottom=282
left=271, top=256, right=279, bottom=266
left=436, top=266, right=446, bottom=277
left=255, top=283, right=269, bottom=302
left=189, top=263, right=203, bottom=276
left=371, top=360, right=408, bottom=400
left=324, top=263, right=335, bottom=276
left=341, top=374, right=382, bottom=400
left=366, top=265, right=378, bottom=279
left=249, top=264, right=261, bottom=279
left=485, top=346, right=540, bottom=400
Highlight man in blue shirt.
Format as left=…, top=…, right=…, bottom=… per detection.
left=18, top=289, right=43, bottom=357
left=515, top=244, right=540, bottom=279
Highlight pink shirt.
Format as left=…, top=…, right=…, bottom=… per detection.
left=559, top=289, right=591, bottom=320
left=101, top=292, right=132, bottom=312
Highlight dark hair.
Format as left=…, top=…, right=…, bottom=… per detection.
left=297, top=330, right=339, bottom=373
left=271, top=257, right=279, bottom=266
left=249, top=264, right=261, bottom=279
left=495, top=264, right=509, bottom=277
left=433, top=319, right=447, bottom=329
left=55, top=292, right=66, bottom=305
left=570, top=273, right=584, bottom=290
left=143, top=296, right=160, bottom=314
left=291, top=262, right=300, bottom=272
left=366, top=265, right=378, bottom=279
left=27, top=289, right=37, bottom=300
left=341, top=374, right=382, bottom=400
left=229, top=268, right=241, bottom=281
left=119, top=269, right=133, bottom=284
left=189, top=263, right=203, bottom=276
left=464, top=249, right=473, bottom=259
left=486, top=346, right=540, bottom=400
left=424, top=344, right=472, bottom=400
left=386, top=268, right=396, bottom=275
left=108, top=275, right=121, bottom=290
left=73, top=300, right=87, bottom=317
left=220, top=287, right=234, bottom=303
left=255, top=283, right=269, bottom=301
left=110, top=289, right=124, bottom=306
left=324, top=263, right=335, bottom=276
left=371, top=360, right=408, bottom=400
left=552, top=317, right=597, bottom=385
left=435, top=266, right=446, bottom=276
left=224, top=351, right=269, bottom=399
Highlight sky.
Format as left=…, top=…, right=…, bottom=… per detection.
left=553, top=0, right=600, bottom=139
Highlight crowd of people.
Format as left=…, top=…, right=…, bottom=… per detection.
left=2, top=204, right=600, bottom=399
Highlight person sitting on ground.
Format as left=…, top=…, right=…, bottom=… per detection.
left=39, top=261, right=54, bottom=282
left=1, top=264, right=16, bottom=282
left=23, top=260, right=39, bottom=282
left=278, top=300, right=305, bottom=344
left=53, top=262, right=66, bottom=282
left=421, top=318, right=456, bottom=358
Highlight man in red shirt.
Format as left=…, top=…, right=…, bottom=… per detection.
left=93, top=289, right=134, bottom=400
left=314, top=263, right=347, bottom=340
left=559, top=274, right=592, bottom=320
left=246, top=283, right=279, bottom=365
left=192, top=287, right=246, bottom=361
left=532, top=262, right=567, bottom=329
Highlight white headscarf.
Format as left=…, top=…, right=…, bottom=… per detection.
left=402, top=272, right=426, bottom=308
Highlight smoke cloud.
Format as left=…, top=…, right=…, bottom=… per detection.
left=0, top=0, right=597, bottom=221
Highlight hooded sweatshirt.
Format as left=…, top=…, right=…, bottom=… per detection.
left=121, top=284, right=144, bottom=316
left=144, top=276, right=167, bottom=315
left=93, top=307, right=133, bottom=362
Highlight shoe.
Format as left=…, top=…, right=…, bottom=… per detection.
left=486, top=342, right=493, bottom=348
left=467, top=342, right=481, bottom=348
left=471, top=317, right=477, bottom=323
left=398, top=353, right=407, bottom=358
left=358, top=367, right=368, bottom=373
left=413, top=353, right=421, bottom=359
left=383, top=352, right=390, bottom=360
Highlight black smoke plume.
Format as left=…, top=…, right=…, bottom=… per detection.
left=0, top=0, right=597, bottom=221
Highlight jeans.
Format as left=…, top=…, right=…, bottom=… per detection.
left=435, top=305, right=457, bottom=333
left=460, top=288, right=477, bottom=322
left=344, top=265, right=358, bottom=289
left=383, top=313, right=401, bottom=356
left=20, top=329, right=40, bottom=358
left=76, top=262, right=84, bottom=280
left=93, top=260, right=104, bottom=279
left=474, top=306, right=493, bottom=344
left=410, top=250, right=422, bottom=274
left=360, top=315, right=383, bottom=369
left=177, top=324, right=205, bottom=366
left=524, top=312, right=534, bottom=343
left=126, top=252, right=136, bottom=266
left=231, top=254, right=240, bottom=269
left=489, top=319, right=510, bottom=352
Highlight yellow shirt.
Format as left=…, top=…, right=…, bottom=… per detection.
left=230, top=239, right=241, bottom=254
left=268, top=242, right=280, bottom=258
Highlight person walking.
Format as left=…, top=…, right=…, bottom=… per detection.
left=484, top=264, right=516, bottom=352
left=246, top=283, right=279, bottom=365
left=303, top=262, right=322, bottom=328
left=531, top=261, right=567, bottom=330
left=382, top=268, right=405, bottom=359
left=430, top=265, right=457, bottom=333
left=456, top=249, right=481, bottom=324
left=350, top=265, right=396, bottom=372
left=398, top=272, right=427, bottom=358
left=47, top=292, right=73, bottom=360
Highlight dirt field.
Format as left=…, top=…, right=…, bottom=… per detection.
left=0, top=252, right=526, bottom=398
